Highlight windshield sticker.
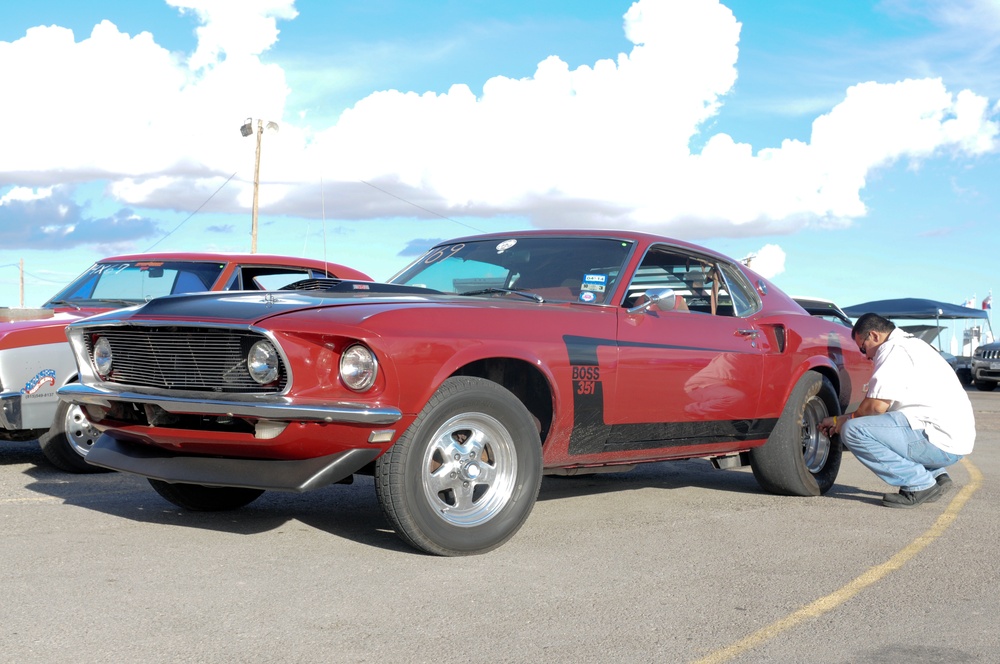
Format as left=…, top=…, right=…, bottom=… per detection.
left=423, top=244, right=465, bottom=265
left=21, top=369, right=56, bottom=395
left=495, top=239, right=517, bottom=252
left=91, top=263, right=132, bottom=276
left=579, top=291, right=597, bottom=303
left=580, top=274, right=607, bottom=293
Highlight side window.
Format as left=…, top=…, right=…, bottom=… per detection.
left=718, top=264, right=762, bottom=317
left=622, top=246, right=752, bottom=316
left=623, top=247, right=713, bottom=313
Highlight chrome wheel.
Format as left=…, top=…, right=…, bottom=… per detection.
left=64, top=403, right=100, bottom=458
left=421, top=412, right=518, bottom=527
left=750, top=372, right=841, bottom=496
left=800, top=395, right=831, bottom=474
left=376, top=376, right=542, bottom=555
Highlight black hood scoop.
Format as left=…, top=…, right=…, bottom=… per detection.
left=281, top=279, right=441, bottom=296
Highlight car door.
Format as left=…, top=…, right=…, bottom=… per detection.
left=567, top=245, right=765, bottom=458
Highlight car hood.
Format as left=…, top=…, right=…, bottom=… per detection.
left=0, top=306, right=111, bottom=344
left=67, top=286, right=454, bottom=328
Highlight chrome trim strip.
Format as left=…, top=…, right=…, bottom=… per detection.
left=57, top=383, right=402, bottom=425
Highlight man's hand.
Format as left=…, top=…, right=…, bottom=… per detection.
left=819, top=415, right=845, bottom=438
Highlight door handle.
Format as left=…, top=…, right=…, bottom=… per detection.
left=736, top=329, right=759, bottom=338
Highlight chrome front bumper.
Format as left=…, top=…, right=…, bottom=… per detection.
left=58, top=383, right=402, bottom=425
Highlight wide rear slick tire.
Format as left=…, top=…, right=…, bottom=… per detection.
left=375, top=376, right=543, bottom=556
left=750, top=372, right=841, bottom=497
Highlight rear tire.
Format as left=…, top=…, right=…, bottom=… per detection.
left=375, top=376, right=542, bottom=556
left=148, top=479, right=264, bottom=511
left=750, top=372, right=841, bottom=496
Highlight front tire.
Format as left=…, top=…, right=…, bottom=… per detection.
left=750, top=372, right=841, bottom=496
left=39, top=401, right=110, bottom=474
left=375, top=376, right=543, bottom=556
left=148, top=479, right=264, bottom=511
left=973, top=379, right=997, bottom=392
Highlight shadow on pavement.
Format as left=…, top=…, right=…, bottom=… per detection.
left=20, top=449, right=884, bottom=553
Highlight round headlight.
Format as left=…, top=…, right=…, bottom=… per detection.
left=340, top=344, right=378, bottom=392
left=93, top=336, right=113, bottom=378
left=247, top=340, right=280, bottom=385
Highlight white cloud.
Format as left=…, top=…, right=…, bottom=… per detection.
left=167, top=0, right=298, bottom=70
left=0, top=0, right=997, bottom=246
left=0, top=186, right=53, bottom=204
left=742, top=244, right=786, bottom=279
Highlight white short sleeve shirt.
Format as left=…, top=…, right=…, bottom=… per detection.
left=867, top=328, right=976, bottom=454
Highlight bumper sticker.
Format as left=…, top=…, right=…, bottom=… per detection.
left=21, top=369, right=56, bottom=395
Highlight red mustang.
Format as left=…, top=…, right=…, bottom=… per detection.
left=60, top=231, right=868, bottom=555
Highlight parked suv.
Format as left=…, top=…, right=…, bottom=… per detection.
left=0, top=252, right=369, bottom=472
left=971, top=341, right=1000, bottom=391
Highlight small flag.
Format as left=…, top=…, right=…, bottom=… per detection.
left=984, top=295, right=992, bottom=310
left=964, top=297, right=976, bottom=308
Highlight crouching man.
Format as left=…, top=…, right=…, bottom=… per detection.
left=820, top=313, right=975, bottom=508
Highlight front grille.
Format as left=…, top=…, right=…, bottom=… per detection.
left=85, top=327, right=287, bottom=393
left=980, top=349, right=1000, bottom=360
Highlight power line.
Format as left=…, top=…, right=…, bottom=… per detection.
left=0, top=263, right=64, bottom=284
left=140, top=171, right=483, bottom=254
left=144, top=171, right=239, bottom=251
left=360, top=180, right=484, bottom=232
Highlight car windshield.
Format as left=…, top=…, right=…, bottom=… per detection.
left=44, top=260, right=227, bottom=308
left=389, top=237, right=634, bottom=304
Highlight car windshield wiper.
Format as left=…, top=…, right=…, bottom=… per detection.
left=459, top=288, right=544, bottom=303
left=47, top=299, right=82, bottom=310
left=92, top=298, right=145, bottom=307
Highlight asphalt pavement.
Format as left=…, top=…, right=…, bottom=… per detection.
left=1, top=389, right=997, bottom=663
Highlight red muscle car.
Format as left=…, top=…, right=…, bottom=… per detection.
left=1, top=252, right=369, bottom=473
left=59, top=231, right=869, bottom=555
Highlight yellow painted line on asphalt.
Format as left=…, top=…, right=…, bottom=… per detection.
left=691, top=457, right=983, bottom=664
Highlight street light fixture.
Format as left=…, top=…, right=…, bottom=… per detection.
left=240, top=117, right=280, bottom=253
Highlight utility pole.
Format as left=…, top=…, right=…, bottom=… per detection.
left=240, top=118, right=279, bottom=254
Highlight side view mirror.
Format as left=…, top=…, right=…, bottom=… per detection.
left=627, top=288, right=680, bottom=314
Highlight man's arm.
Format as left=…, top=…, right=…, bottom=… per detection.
left=820, top=397, right=891, bottom=437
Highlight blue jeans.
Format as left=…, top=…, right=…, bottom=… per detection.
left=840, top=411, right=962, bottom=492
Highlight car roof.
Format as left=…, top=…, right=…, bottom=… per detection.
left=93, top=252, right=371, bottom=280
left=439, top=229, right=736, bottom=263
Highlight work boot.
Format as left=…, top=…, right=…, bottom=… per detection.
left=881, top=483, right=943, bottom=508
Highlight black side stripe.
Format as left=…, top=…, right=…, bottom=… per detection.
left=563, top=335, right=776, bottom=456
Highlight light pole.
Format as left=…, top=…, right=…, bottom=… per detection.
left=240, top=117, right=279, bottom=253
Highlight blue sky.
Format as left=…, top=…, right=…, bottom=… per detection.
left=0, top=0, right=997, bottom=344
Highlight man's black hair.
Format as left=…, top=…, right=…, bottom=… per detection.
left=852, top=312, right=895, bottom=339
